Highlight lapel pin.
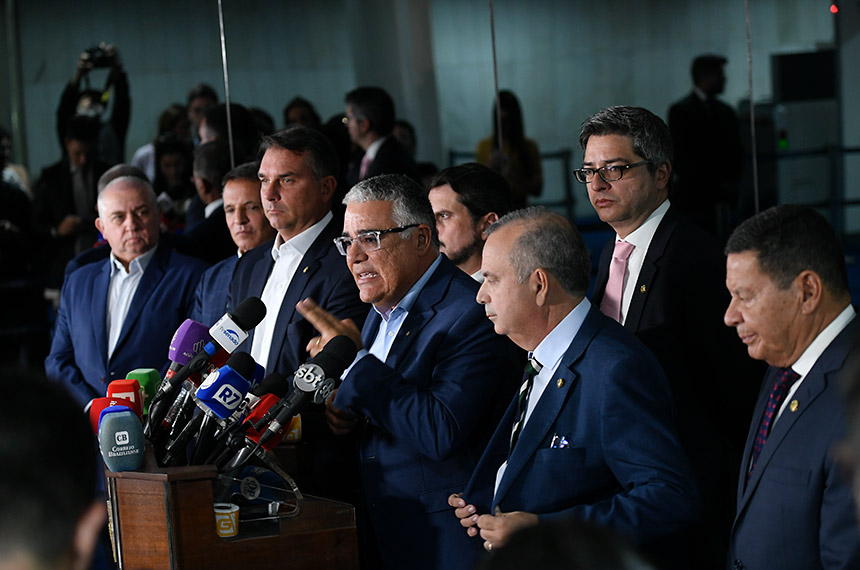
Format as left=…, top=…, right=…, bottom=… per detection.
left=404, top=331, right=411, bottom=336
left=640, top=285, right=646, bottom=293
left=557, top=378, right=564, bottom=388
left=303, top=266, right=309, bottom=273
left=790, top=400, right=799, bottom=412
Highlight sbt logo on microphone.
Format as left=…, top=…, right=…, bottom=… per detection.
left=214, top=385, right=243, bottom=410
left=115, top=430, right=130, bottom=445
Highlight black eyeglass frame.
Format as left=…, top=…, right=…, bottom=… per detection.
left=573, top=160, right=652, bottom=184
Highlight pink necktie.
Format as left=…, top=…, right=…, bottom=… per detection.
left=359, top=154, right=372, bottom=180
left=600, top=240, right=635, bottom=323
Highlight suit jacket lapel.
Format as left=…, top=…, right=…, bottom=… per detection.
left=737, top=319, right=858, bottom=512
left=265, top=220, right=338, bottom=373
left=383, top=259, right=453, bottom=368
left=592, top=241, right=612, bottom=308
left=111, top=246, right=168, bottom=362
left=624, top=207, right=677, bottom=331
left=92, top=260, right=111, bottom=367
left=493, top=306, right=598, bottom=506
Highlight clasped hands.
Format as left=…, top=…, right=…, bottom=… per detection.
left=447, top=493, right=538, bottom=552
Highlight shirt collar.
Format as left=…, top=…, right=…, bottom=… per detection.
left=373, top=254, right=443, bottom=321
left=531, top=297, right=591, bottom=374
left=364, top=136, right=388, bottom=161
left=270, top=211, right=333, bottom=261
left=791, top=305, right=856, bottom=376
left=204, top=197, right=224, bottom=219
left=617, top=199, right=670, bottom=248
left=109, top=243, right=157, bottom=277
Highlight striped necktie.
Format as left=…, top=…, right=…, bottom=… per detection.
left=509, top=357, right=542, bottom=455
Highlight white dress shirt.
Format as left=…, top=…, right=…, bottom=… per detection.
left=250, top=212, right=332, bottom=371
left=615, top=199, right=670, bottom=324
left=106, top=246, right=157, bottom=359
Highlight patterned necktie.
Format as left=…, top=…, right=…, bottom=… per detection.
left=746, top=367, right=800, bottom=486
left=509, top=357, right=542, bottom=455
left=600, top=240, right=635, bottom=323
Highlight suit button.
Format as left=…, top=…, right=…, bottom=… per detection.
left=733, top=560, right=744, bottom=570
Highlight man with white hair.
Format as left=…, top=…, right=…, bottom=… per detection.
left=45, top=176, right=208, bottom=407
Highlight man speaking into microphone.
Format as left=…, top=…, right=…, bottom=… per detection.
left=45, top=176, right=208, bottom=407
left=297, top=174, right=520, bottom=570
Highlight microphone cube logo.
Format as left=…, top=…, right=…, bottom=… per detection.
left=115, top=430, right=130, bottom=445
left=214, top=385, right=242, bottom=410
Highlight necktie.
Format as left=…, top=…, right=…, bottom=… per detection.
left=359, top=154, right=372, bottom=180
left=509, top=357, right=542, bottom=455
left=746, top=367, right=800, bottom=486
left=600, top=240, right=635, bottom=323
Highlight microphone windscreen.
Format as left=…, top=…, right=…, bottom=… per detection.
left=168, top=319, right=212, bottom=366
left=107, top=379, right=142, bottom=418
left=125, top=368, right=160, bottom=414
left=230, top=297, right=266, bottom=331
left=98, top=407, right=145, bottom=472
left=196, top=365, right=252, bottom=420
left=312, top=335, right=358, bottom=380
left=89, top=397, right=134, bottom=434
left=252, top=373, right=288, bottom=399
left=225, top=352, right=257, bottom=382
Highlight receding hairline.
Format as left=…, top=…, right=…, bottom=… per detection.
left=97, top=176, right=158, bottom=216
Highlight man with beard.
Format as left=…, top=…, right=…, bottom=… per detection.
left=428, top=163, right=512, bottom=281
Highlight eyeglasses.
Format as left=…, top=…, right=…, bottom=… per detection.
left=573, top=160, right=651, bottom=184
left=333, top=224, right=419, bottom=256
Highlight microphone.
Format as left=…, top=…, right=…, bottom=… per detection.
left=258, top=336, right=357, bottom=448
left=160, top=352, right=257, bottom=466
left=106, top=379, right=142, bottom=419
left=230, top=336, right=357, bottom=469
left=125, top=368, right=160, bottom=415
left=146, top=298, right=266, bottom=436
left=98, top=406, right=145, bottom=472
left=88, top=396, right=135, bottom=434
left=203, top=374, right=289, bottom=466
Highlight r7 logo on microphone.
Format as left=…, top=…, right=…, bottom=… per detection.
left=214, top=385, right=242, bottom=410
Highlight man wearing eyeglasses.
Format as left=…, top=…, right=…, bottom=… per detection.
left=296, top=173, right=520, bottom=570
left=228, top=125, right=368, bottom=503
left=577, top=106, right=762, bottom=569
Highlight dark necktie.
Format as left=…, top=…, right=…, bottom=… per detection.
left=746, top=367, right=800, bottom=486
left=509, top=357, right=542, bottom=455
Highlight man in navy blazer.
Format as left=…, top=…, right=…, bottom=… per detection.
left=296, top=174, right=520, bottom=570
left=190, top=161, right=275, bottom=326
left=724, top=205, right=860, bottom=569
left=45, top=176, right=208, bottom=408
left=582, top=106, right=761, bottom=568
left=450, top=207, right=699, bottom=567
left=228, top=127, right=367, bottom=503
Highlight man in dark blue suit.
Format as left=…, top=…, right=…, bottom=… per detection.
left=581, top=106, right=762, bottom=568
left=296, top=174, right=520, bottom=570
left=228, top=126, right=367, bottom=503
left=724, top=205, right=860, bottom=569
left=190, top=161, right=275, bottom=326
left=450, top=207, right=699, bottom=567
left=45, top=176, right=208, bottom=408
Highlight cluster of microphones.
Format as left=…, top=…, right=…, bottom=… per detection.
left=91, top=296, right=358, bottom=487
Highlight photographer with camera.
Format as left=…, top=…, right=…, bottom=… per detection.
left=57, top=43, right=130, bottom=165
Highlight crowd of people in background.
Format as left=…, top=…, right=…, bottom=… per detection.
left=3, top=46, right=860, bottom=570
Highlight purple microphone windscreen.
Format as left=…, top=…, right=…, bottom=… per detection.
left=168, top=319, right=212, bottom=366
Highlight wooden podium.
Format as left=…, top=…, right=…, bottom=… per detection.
left=105, top=465, right=358, bottom=569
